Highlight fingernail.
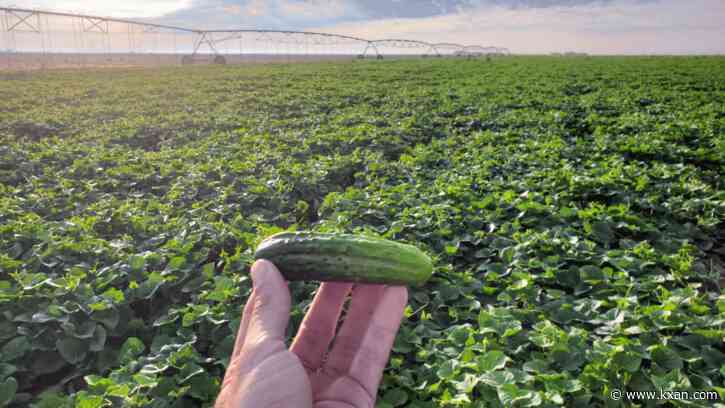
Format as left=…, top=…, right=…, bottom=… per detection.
left=251, top=260, right=271, bottom=290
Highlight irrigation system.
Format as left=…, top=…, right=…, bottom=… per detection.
left=0, top=6, right=510, bottom=70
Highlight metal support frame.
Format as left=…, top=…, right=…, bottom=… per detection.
left=360, top=42, right=381, bottom=59
left=0, top=6, right=511, bottom=69
left=432, top=43, right=464, bottom=57
left=81, top=16, right=108, bottom=33
left=426, top=45, right=439, bottom=57
left=5, top=9, right=39, bottom=32
left=192, top=31, right=218, bottom=55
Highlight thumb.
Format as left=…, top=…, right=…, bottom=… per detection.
left=247, top=259, right=291, bottom=343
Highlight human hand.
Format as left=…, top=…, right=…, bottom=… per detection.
left=215, top=259, right=409, bottom=408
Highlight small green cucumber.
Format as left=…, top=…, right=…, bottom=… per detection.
left=253, top=231, right=433, bottom=286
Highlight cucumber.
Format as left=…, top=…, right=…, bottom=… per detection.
left=254, top=231, right=433, bottom=286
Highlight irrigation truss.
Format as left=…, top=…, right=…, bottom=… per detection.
left=0, top=6, right=510, bottom=70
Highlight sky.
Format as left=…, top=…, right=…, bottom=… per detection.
left=7, top=0, right=725, bottom=54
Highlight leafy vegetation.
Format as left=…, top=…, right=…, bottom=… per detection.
left=0, top=56, right=724, bottom=407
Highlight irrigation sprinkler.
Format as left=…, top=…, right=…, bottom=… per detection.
left=0, top=6, right=511, bottom=70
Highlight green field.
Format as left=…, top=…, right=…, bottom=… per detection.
left=1, top=57, right=724, bottom=407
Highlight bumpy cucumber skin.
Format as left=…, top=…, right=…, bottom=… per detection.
left=254, top=232, right=433, bottom=286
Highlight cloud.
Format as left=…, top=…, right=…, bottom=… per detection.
left=143, top=0, right=364, bottom=30
left=331, top=0, right=657, bottom=19
left=242, top=0, right=267, bottom=17
left=279, top=0, right=355, bottom=21
left=222, top=4, right=243, bottom=15
left=313, top=0, right=725, bottom=54
left=8, top=0, right=723, bottom=54
left=7, top=0, right=663, bottom=29
left=14, top=0, right=192, bottom=18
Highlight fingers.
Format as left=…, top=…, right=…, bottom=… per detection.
left=290, top=282, right=353, bottom=371
left=244, top=259, right=291, bottom=344
left=324, top=285, right=408, bottom=398
left=231, top=290, right=255, bottom=361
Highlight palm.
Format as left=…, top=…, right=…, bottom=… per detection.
left=228, top=346, right=374, bottom=408
left=216, top=261, right=408, bottom=408
left=310, top=369, right=375, bottom=408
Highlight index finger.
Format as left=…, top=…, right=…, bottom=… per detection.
left=290, top=281, right=353, bottom=372
left=324, top=284, right=408, bottom=397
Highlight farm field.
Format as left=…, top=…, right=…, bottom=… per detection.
left=0, top=56, right=724, bottom=407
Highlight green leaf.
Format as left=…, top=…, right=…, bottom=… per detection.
left=701, top=347, right=725, bottom=368
left=448, top=324, right=472, bottom=345
left=0, top=364, right=15, bottom=380
left=591, top=221, right=615, bottom=244
left=91, top=308, right=120, bottom=330
left=436, top=360, right=458, bottom=379
left=497, top=383, right=542, bottom=407
left=477, top=350, right=509, bottom=372
left=613, top=351, right=642, bottom=373
left=382, top=388, right=408, bottom=406
left=56, top=337, right=87, bottom=364
left=0, top=337, right=29, bottom=362
left=168, top=256, right=186, bottom=270
left=651, top=370, right=691, bottom=390
left=118, top=337, right=145, bottom=365
left=129, top=255, right=146, bottom=272
left=530, top=321, right=564, bottom=349
left=31, top=391, right=72, bottom=408
left=479, top=370, right=515, bottom=388
left=101, top=287, right=124, bottom=303
left=579, top=265, right=606, bottom=283
left=61, top=321, right=97, bottom=339
left=0, top=377, right=17, bottom=406
left=538, top=373, right=582, bottom=394
left=453, top=373, right=479, bottom=394
left=187, top=373, right=218, bottom=400
left=478, top=308, right=522, bottom=337
left=523, top=359, right=549, bottom=373
left=0, top=323, right=15, bottom=341
left=650, top=345, right=683, bottom=370
left=132, top=373, right=158, bottom=388
left=178, top=362, right=204, bottom=383
left=74, top=391, right=105, bottom=408
left=89, top=325, right=107, bottom=352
